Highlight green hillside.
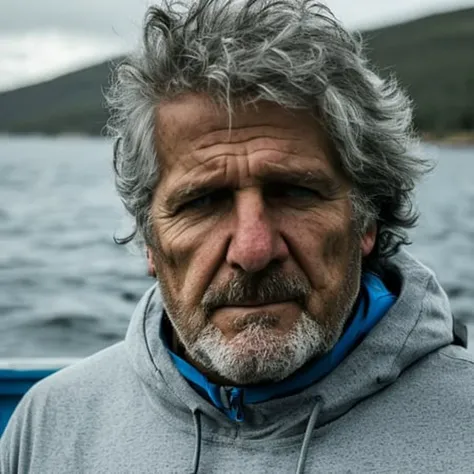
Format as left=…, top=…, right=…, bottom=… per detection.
left=0, top=60, right=117, bottom=135
left=363, top=8, right=474, bottom=134
left=0, top=7, right=473, bottom=136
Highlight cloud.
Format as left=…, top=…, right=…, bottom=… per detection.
left=0, top=32, right=125, bottom=92
left=0, top=0, right=149, bottom=40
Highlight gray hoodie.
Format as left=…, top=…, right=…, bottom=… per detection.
left=1, top=250, right=473, bottom=474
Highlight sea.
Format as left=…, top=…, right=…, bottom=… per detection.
left=0, top=135, right=473, bottom=357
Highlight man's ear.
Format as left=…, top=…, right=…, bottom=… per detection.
left=146, top=247, right=157, bottom=278
left=361, top=222, right=377, bottom=257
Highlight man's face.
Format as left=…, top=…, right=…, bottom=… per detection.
left=148, top=94, right=375, bottom=385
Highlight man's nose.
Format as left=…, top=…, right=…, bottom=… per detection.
left=226, top=190, right=289, bottom=273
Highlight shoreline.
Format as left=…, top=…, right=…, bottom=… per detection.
left=422, top=131, right=474, bottom=147
left=1, top=131, right=474, bottom=147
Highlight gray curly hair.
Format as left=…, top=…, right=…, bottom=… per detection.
left=106, top=0, right=431, bottom=274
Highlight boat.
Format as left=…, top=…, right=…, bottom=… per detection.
left=0, top=358, right=80, bottom=436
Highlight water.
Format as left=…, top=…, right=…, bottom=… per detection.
left=0, top=136, right=150, bottom=357
left=0, top=136, right=473, bottom=357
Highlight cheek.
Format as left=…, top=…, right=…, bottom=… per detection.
left=154, top=205, right=224, bottom=259
left=156, top=220, right=198, bottom=269
left=282, top=207, right=356, bottom=284
left=321, top=228, right=354, bottom=264
left=153, top=215, right=227, bottom=304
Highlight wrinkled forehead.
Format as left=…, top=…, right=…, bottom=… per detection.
left=153, top=93, right=340, bottom=175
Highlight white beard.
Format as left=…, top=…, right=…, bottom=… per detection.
left=186, top=311, right=343, bottom=385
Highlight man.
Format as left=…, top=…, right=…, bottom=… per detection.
left=1, top=0, right=473, bottom=472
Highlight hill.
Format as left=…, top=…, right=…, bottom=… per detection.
left=363, top=8, right=474, bottom=134
left=0, top=7, right=473, bottom=136
left=0, top=60, right=117, bottom=135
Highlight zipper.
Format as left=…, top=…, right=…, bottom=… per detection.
left=220, top=387, right=245, bottom=422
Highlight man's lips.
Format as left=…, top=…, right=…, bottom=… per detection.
left=210, top=301, right=302, bottom=333
left=215, top=299, right=295, bottom=309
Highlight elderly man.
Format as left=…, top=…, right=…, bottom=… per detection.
left=1, top=0, right=473, bottom=472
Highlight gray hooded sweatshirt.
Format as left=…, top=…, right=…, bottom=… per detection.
left=1, top=250, right=473, bottom=474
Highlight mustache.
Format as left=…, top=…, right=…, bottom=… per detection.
left=201, top=270, right=311, bottom=315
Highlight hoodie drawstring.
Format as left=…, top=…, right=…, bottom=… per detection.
left=191, top=399, right=321, bottom=474
left=295, top=397, right=322, bottom=474
left=192, top=410, right=202, bottom=474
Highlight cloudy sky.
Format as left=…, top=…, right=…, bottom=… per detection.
left=1, top=0, right=473, bottom=92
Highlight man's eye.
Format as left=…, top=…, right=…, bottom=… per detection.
left=185, top=195, right=214, bottom=210
left=268, top=184, right=321, bottom=200
left=179, top=189, right=231, bottom=213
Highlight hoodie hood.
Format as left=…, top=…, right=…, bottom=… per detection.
left=124, top=249, right=454, bottom=440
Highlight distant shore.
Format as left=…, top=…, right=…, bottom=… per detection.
left=422, top=131, right=474, bottom=147
left=1, top=131, right=474, bottom=147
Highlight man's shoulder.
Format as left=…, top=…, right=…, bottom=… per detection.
left=358, top=343, right=474, bottom=440
left=403, top=343, right=474, bottom=399
left=416, top=343, right=474, bottom=376
left=19, top=342, right=132, bottom=412
left=438, top=343, right=474, bottom=365
left=0, top=342, right=139, bottom=471
left=435, top=343, right=474, bottom=383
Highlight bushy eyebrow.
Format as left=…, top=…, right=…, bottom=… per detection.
left=164, top=167, right=343, bottom=211
left=261, top=168, right=342, bottom=195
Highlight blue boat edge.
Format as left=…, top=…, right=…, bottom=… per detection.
left=0, top=358, right=81, bottom=437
